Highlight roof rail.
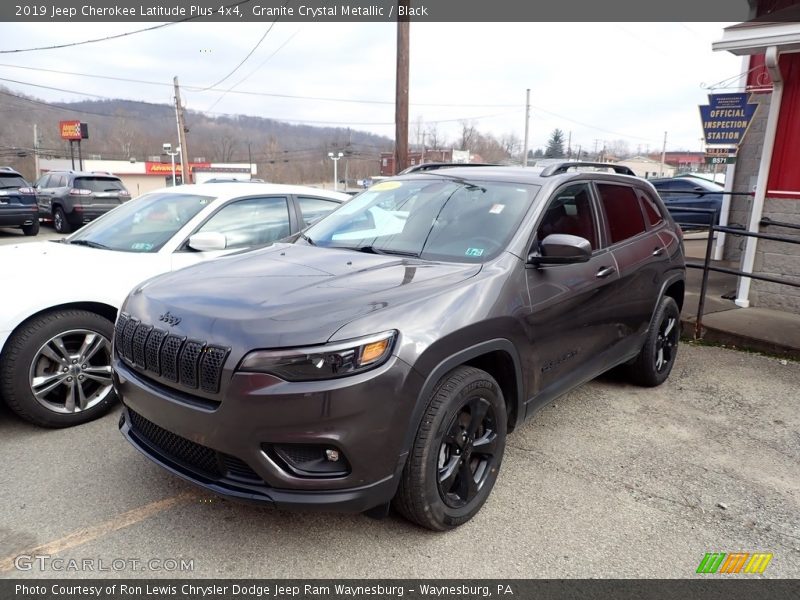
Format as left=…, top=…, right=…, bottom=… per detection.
left=398, top=162, right=499, bottom=175
left=0, top=166, right=16, bottom=172
left=540, top=162, right=636, bottom=177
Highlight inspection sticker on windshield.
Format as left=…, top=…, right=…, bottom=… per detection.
left=489, top=204, right=505, bottom=214
left=371, top=181, right=402, bottom=191
left=466, top=248, right=484, bottom=257
left=131, top=242, right=154, bottom=251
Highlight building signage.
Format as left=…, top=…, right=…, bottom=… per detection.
left=144, top=161, right=210, bottom=174
left=699, top=93, right=757, bottom=145
left=59, top=121, right=88, bottom=141
left=704, top=146, right=738, bottom=165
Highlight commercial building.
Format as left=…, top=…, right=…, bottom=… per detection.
left=712, top=2, right=800, bottom=314
left=36, top=158, right=257, bottom=197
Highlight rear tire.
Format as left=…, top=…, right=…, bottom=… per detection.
left=393, top=366, right=507, bottom=530
left=21, top=220, right=40, bottom=236
left=53, top=207, right=71, bottom=234
left=626, top=296, right=680, bottom=387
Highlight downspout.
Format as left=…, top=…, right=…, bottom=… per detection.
left=735, top=45, right=783, bottom=308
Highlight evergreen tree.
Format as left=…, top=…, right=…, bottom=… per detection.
left=545, top=129, right=566, bottom=158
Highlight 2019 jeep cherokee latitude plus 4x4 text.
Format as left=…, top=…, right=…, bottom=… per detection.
left=113, top=164, right=685, bottom=530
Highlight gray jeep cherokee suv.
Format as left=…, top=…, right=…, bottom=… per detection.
left=113, top=163, right=685, bottom=530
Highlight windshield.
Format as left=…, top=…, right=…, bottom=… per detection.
left=303, top=178, right=539, bottom=262
left=74, top=177, right=126, bottom=192
left=67, top=192, right=214, bottom=252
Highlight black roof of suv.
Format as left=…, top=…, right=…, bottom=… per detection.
left=36, top=169, right=130, bottom=233
left=112, top=161, right=686, bottom=530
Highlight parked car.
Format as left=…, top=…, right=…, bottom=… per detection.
left=112, top=162, right=685, bottom=530
left=650, top=176, right=723, bottom=228
left=34, top=170, right=131, bottom=233
left=0, top=182, right=348, bottom=427
left=0, top=167, right=39, bottom=236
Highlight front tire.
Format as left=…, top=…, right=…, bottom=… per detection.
left=0, top=310, right=116, bottom=427
left=626, top=296, right=680, bottom=387
left=393, top=366, right=507, bottom=530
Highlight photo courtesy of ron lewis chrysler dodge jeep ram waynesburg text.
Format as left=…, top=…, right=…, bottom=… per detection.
left=111, top=163, right=685, bottom=530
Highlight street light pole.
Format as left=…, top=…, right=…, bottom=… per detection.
left=163, top=143, right=181, bottom=186
left=327, top=151, right=343, bottom=191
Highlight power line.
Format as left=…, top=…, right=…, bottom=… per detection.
left=193, top=5, right=286, bottom=92
left=204, top=29, right=300, bottom=112
left=0, top=62, right=519, bottom=108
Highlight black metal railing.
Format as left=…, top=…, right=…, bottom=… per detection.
left=675, top=207, right=800, bottom=338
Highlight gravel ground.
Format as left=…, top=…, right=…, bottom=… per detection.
left=1, top=343, right=797, bottom=579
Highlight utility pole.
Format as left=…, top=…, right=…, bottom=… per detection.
left=567, top=130, right=572, bottom=159
left=394, top=6, right=410, bottom=174
left=523, top=88, right=530, bottom=167
left=660, top=131, right=667, bottom=177
left=33, top=124, right=40, bottom=179
left=174, top=76, right=190, bottom=183
left=593, top=139, right=600, bottom=160
left=421, top=131, right=426, bottom=164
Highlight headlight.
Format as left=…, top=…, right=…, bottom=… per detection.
left=238, top=331, right=396, bottom=381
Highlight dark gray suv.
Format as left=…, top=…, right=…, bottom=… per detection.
left=35, top=170, right=130, bottom=233
left=112, top=163, right=685, bottom=530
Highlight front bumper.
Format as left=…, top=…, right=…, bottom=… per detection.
left=114, top=354, right=423, bottom=513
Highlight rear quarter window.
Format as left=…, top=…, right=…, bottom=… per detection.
left=637, top=189, right=664, bottom=228
left=596, top=183, right=647, bottom=244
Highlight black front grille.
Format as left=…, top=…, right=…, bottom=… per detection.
left=114, top=313, right=229, bottom=394
left=128, top=409, right=221, bottom=477
left=220, top=455, right=261, bottom=481
left=127, top=409, right=265, bottom=485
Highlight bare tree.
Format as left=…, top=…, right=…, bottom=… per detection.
left=458, top=120, right=478, bottom=151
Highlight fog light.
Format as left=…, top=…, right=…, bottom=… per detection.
left=325, top=449, right=340, bottom=462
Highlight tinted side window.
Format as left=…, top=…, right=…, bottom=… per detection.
left=197, top=197, right=290, bottom=249
left=637, top=189, right=664, bottom=228
left=36, top=175, right=51, bottom=188
left=537, top=183, right=598, bottom=250
left=297, top=196, right=340, bottom=227
left=596, top=183, right=647, bottom=244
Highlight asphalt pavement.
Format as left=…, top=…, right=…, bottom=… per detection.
left=1, top=344, right=798, bottom=579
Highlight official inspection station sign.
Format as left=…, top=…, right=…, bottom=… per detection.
left=699, top=93, right=757, bottom=146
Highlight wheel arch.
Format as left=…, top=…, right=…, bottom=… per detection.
left=402, top=339, right=525, bottom=457
left=1, top=301, right=118, bottom=356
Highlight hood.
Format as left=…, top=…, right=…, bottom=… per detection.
left=0, top=241, right=167, bottom=313
left=123, top=243, right=482, bottom=349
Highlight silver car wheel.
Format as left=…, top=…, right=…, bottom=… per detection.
left=29, top=329, right=113, bottom=414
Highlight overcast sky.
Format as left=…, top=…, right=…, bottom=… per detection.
left=0, top=21, right=743, bottom=154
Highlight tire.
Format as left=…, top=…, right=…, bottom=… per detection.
left=626, top=296, right=681, bottom=387
left=393, top=366, right=507, bottom=531
left=21, top=220, right=40, bottom=236
left=53, top=206, right=72, bottom=234
left=0, top=310, right=117, bottom=427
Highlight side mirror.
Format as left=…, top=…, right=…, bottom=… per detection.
left=188, top=232, right=227, bottom=252
left=528, top=233, right=592, bottom=265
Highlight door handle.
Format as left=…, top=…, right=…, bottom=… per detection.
left=652, top=247, right=664, bottom=257
left=596, top=266, right=616, bottom=278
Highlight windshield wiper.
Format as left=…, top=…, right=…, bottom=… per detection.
left=299, top=232, right=316, bottom=246
left=68, top=239, right=112, bottom=250
left=355, top=245, right=420, bottom=258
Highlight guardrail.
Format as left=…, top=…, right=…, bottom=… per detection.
left=674, top=207, right=800, bottom=339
